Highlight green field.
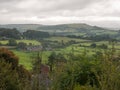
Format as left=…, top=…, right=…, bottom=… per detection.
left=1, top=37, right=120, bottom=70
left=11, top=38, right=120, bottom=69
left=0, top=40, right=8, bottom=45
left=11, top=50, right=33, bottom=70
left=45, top=36, right=89, bottom=42
left=11, top=46, right=100, bottom=70
left=0, top=40, right=40, bottom=45
left=11, top=50, right=52, bottom=70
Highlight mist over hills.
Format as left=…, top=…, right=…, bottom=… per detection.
left=0, top=24, right=43, bottom=32
left=37, top=23, right=106, bottom=31
left=0, top=23, right=109, bottom=32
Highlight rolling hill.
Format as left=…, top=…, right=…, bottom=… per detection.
left=0, top=23, right=117, bottom=36
left=36, top=23, right=116, bottom=36
left=0, top=23, right=106, bottom=31
left=0, top=24, right=43, bottom=32
left=37, top=23, right=105, bottom=30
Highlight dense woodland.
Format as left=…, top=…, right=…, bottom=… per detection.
left=0, top=28, right=21, bottom=39
left=23, top=30, right=50, bottom=39
left=0, top=28, right=50, bottom=40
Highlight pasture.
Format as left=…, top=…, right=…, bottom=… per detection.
left=0, top=39, right=40, bottom=45
left=11, top=50, right=52, bottom=70
left=0, top=36, right=120, bottom=70
left=45, top=36, right=90, bottom=42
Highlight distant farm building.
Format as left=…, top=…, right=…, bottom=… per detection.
left=26, top=45, right=43, bottom=51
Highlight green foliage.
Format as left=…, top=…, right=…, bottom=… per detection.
left=94, top=52, right=120, bottom=90
left=90, top=43, right=97, bottom=48
left=0, top=48, right=31, bottom=90
left=52, top=49, right=120, bottom=90
left=8, top=39, right=17, bottom=46
left=48, top=52, right=57, bottom=72
left=0, top=61, right=20, bottom=90
left=23, top=30, right=50, bottom=39
left=48, top=52, right=67, bottom=72
left=0, top=48, right=19, bottom=69
left=52, top=57, right=100, bottom=90
left=17, top=42, right=27, bottom=49
left=32, top=51, right=42, bottom=73
left=98, top=44, right=108, bottom=49
left=0, top=28, right=21, bottom=39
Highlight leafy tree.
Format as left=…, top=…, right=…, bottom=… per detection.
left=48, top=52, right=67, bottom=72
left=23, top=30, right=50, bottom=39
left=0, top=48, right=31, bottom=90
left=0, top=61, right=20, bottom=90
left=109, top=39, right=117, bottom=53
left=17, top=42, right=27, bottom=50
left=90, top=43, right=97, bottom=48
left=98, top=44, right=108, bottom=49
left=56, top=53, right=67, bottom=62
left=0, top=28, right=21, bottom=39
left=0, top=48, right=19, bottom=69
left=48, top=52, right=57, bottom=72
left=8, top=39, right=17, bottom=46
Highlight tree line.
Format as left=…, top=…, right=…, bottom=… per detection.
left=0, top=28, right=50, bottom=40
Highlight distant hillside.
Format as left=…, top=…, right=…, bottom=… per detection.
left=36, top=23, right=112, bottom=36
left=0, top=23, right=116, bottom=36
left=37, top=23, right=105, bottom=31
left=0, top=24, right=43, bottom=32
left=0, top=23, right=106, bottom=32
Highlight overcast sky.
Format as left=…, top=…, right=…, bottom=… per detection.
left=0, top=0, right=120, bottom=28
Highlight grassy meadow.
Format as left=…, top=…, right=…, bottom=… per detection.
left=11, top=50, right=52, bottom=70
left=0, top=39, right=40, bottom=45
left=45, top=36, right=90, bottom=42
left=0, top=36, right=120, bottom=70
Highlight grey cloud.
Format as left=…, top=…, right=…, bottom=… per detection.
left=0, top=0, right=120, bottom=28
left=0, top=0, right=23, bottom=2
left=0, top=0, right=101, bottom=13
